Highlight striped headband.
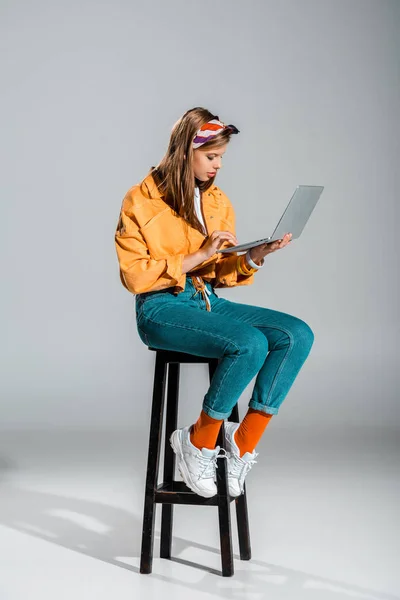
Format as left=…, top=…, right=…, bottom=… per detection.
left=192, top=118, right=239, bottom=149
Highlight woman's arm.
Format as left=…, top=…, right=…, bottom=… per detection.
left=182, top=230, right=238, bottom=273
left=182, top=249, right=208, bottom=274
left=115, top=208, right=187, bottom=294
left=212, top=203, right=258, bottom=287
left=115, top=204, right=239, bottom=293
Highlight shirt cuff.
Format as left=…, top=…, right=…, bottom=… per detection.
left=166, top=253, right=185, bottom=282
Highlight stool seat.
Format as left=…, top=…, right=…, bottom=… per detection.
left=148, top=347, right=216, bottom=363
left=140, top=348, right=251, bottom=577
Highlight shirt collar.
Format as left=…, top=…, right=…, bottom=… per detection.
left=141, top=172, right=217, bottom=200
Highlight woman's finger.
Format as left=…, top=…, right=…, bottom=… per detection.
left=216, top=233, right=238, bottom=245
left=212, top=230, right=237, bottom=243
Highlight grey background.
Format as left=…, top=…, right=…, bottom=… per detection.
left=1, top=0, right=399, bottom=434
left=1, top=2, right=400, bottom=597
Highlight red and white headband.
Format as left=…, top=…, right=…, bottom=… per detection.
left=192, top=118, right=239, bottom=149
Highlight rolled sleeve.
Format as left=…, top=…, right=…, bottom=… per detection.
left=165, top=253, right=185, bottom=282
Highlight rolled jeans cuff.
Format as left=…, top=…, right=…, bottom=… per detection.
left=202, top=405, right=233, bottom=420
left=248, top=399, right=280, bottom=415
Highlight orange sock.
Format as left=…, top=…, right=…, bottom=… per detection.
left=234, top=408, right=273, bottom=457
left=190, top=410, right=223, bottom=450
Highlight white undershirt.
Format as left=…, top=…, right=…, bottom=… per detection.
left=194, top=186, right=206, bottom=231
left=193, top=186, right=263, bottom=272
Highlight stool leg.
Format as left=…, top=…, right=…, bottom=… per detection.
left=229, top=404, right=252, bottom=561
left=216, top=422, right=234, bottom=576
left=140, top=352, right=167, bottom=574
left=209, top=358, right=234, bottom=575
left=160, top=362, right=180, bottom=559
left=208, top=358, right=218, bottom=381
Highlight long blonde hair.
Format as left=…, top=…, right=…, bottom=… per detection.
left=149, top=107, right=236, bottom=235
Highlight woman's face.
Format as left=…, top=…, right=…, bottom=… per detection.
left=192, top=143, right=228, bottom=182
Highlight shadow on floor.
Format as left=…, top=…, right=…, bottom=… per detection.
left=0, top=483, right=397, bottom=600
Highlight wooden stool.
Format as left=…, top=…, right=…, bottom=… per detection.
left=140, top=348, right=251, bottom=577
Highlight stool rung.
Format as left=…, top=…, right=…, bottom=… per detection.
left=155, top=481, right=235, bottom=505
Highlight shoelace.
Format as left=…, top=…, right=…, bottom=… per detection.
left=195, top=448, right=228, bottom=479
left=228, top=451, right=258, bottom=487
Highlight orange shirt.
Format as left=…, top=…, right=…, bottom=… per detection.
left=114, top=172, right=255, bottom=294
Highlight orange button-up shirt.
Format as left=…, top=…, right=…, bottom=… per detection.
left=114, top=172, right=255, bottom=294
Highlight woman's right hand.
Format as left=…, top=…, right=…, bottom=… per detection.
left=200, top=230, right=239, bottom=260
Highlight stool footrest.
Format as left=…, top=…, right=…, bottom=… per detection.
left=155, top=481, right=236, bottom=505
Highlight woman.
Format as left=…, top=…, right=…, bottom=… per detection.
left=115, top=107, right=314, bottom=499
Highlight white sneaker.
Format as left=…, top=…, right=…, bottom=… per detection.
left=223, top=421, right=258, bottom=497
left=170, top=426, right=225, bottom=498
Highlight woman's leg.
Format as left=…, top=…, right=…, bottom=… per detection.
left=136, top=291, right=270, bottom=428
left=233, top=409, right=274, bottom=455
left=136, top=286, right=271, bottom=497
left=210, top=295, right=314, bottom=456
left=210, top=295, right=315, bottom=417
left=136, top=284, right=314, bottom=497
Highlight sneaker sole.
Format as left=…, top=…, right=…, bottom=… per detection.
left=169, top=430, right=217, bottom=498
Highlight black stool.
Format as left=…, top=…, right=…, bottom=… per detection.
left=140, top=348, right=251, bottom=577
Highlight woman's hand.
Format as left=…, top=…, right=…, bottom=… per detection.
left=200, top=230, right=239, bottom=260
left=182, top=230, right=238, bottom=273
left=249, top=233, right=293, bottom=264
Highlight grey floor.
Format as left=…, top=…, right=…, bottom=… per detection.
left=0, top=426, right=399, bottom=600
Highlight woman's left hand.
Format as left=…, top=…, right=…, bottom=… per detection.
left=249, top=233, right=293, bottom=264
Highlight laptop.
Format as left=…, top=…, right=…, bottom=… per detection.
left=218, top=184, right=324, bottom=254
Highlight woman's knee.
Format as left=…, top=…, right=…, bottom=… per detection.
left=293, top=317, right=315, bottom=350
left=232, top=326, right=269, bottom=366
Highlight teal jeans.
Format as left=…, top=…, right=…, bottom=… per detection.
left=135, top=277, right=315, bottom=420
